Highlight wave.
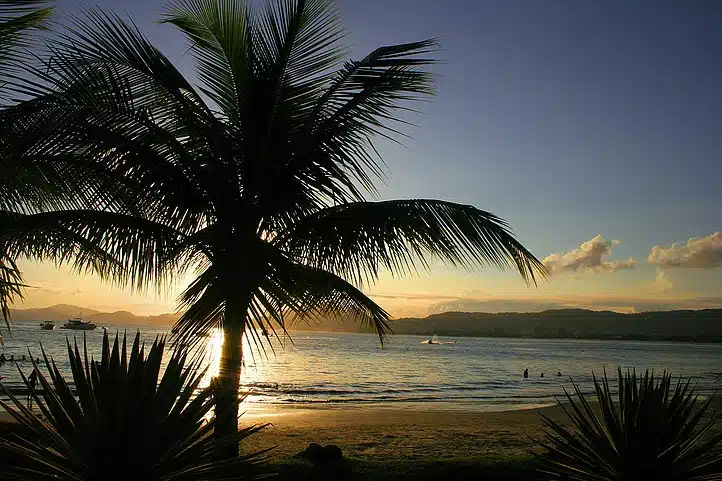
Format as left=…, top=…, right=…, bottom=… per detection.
left=247, top=393, right=566, bottom=405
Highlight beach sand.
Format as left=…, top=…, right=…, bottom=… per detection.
left=239, top=404, right=570, bottom=460
left=0, top=402, right=565, bottom=461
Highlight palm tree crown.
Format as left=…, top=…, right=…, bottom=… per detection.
left=0, top=0, right=548, bottom=452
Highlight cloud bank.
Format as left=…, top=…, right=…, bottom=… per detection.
left=425, top=295, right=722, bottom=316
left=543, top=235, right=636, bottom=275
left=649, top=232, right=722, bottom=269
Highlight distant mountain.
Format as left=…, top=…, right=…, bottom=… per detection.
left=9, top=305, right=722, bottom=342
left=389, top=308, right=722, bottom=342
left=9, top=304, right=180, bottom=326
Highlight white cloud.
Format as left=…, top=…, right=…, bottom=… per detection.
left=649, top=232, right=722, bottom=269
left=543, top=235, right=636, bottom=275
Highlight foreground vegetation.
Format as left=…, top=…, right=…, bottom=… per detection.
left=536, top=369, right=722, bottom=480
left=0, top=332, right=269, bottom=480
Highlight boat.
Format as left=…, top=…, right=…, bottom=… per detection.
left=39, top=321, right=56, bottom=331
left=422, top=334, right=440, bottom=345
left=422, top=334, right=457, bottom=345
left=60, top=317, right=97, bottom=330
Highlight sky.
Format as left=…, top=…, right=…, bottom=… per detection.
left=15, top=0, right=722, bottom=318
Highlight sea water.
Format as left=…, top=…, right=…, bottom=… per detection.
left=1, top=322, right=720, bottom=413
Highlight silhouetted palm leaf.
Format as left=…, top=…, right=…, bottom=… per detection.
left=0, top=1, right=53, bottom=92
left=0, top=331, right=270, bottom=480
left=534, top=368, right=722, bottom=480
left=0, top=1, right=52, bottom=329
left=0, top=257, right=26, bottom=323
left=1, top=0, right=549, bottom=450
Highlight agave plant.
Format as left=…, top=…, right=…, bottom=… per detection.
left=0, top=331, right=269, bottom=480
left=535, top=368, right=722, bottom=481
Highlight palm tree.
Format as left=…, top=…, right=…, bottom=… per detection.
left=0, top=1, right=53, bottom=327
left=0, top=0, right=548, bottom=456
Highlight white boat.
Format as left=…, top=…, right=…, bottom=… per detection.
left=39, top=321, right=56, bottom=331
left=60, top=317, right=97, bottom=330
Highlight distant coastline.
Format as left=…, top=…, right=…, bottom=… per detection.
left=9, top=304, right=722, bottom=344
left=382, top=308, right=722, bottom=344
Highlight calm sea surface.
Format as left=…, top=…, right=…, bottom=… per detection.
left=1, top=322, right=721, bottom=414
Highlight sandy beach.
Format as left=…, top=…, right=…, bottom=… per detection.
left=0, top=403, right=566, bottom=461
left=238, top=404, right=570, bottom=460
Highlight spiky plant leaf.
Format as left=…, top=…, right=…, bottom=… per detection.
left=534, top=368, right=722, bottom=481
left=0, top=331, right=270, bottom=480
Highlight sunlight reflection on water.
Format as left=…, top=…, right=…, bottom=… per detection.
left=2, top=324, right=721, bottom=420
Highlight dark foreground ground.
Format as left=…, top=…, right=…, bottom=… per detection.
left=2, top=401, right=721, bottom=480
left=272, top=456, right=540, bottom=481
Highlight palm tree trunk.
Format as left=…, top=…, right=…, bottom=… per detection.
left=213, top=298, right=247, bottom=458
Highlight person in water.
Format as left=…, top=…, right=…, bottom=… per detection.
left=523, top=368, right=529, bottom=378
left=540, top=373, right=544, bottom=378
left=28, top=368, right=39, bottom=408
left=557, top=371, right=562, bottom=377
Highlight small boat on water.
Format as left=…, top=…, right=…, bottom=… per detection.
left=60, top=317, right=97, bottom=330
left=423, top=334, right=440, bottom=344
left=422, top=334, right=457, bottom=345
left=39, top=321, right=56, bottom=331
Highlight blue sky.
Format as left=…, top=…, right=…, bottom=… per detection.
left=19, top=0, right=722, bottom=316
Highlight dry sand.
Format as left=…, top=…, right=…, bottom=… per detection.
left=239, top=405, right=570, bottom=460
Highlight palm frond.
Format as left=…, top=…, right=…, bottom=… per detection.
left=0, top=331, right=270, bottom=480
left=0, top=209, right=192, bottom=293
left=1, top=9, right=217, bottom=226
left=278, top=199, right=549, bottom=287
left=0, top=256, right=27, bottom=329
left=162, top=0, right=254, bottom=123
left=172, top=242, right=391, bottom=348
left=173, top=263, right=226, bottom=347
left=257, top=257, right=392, bottom=344
left=296, top=38, right=439, bottom=195
left=0, top=1, right=53, bottom=92
left=534, top=368, right=722, bottom=480
left=257, top=37, right=439, bottom=230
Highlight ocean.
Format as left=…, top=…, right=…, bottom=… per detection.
left=1, top=321, right=721, bottom=414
